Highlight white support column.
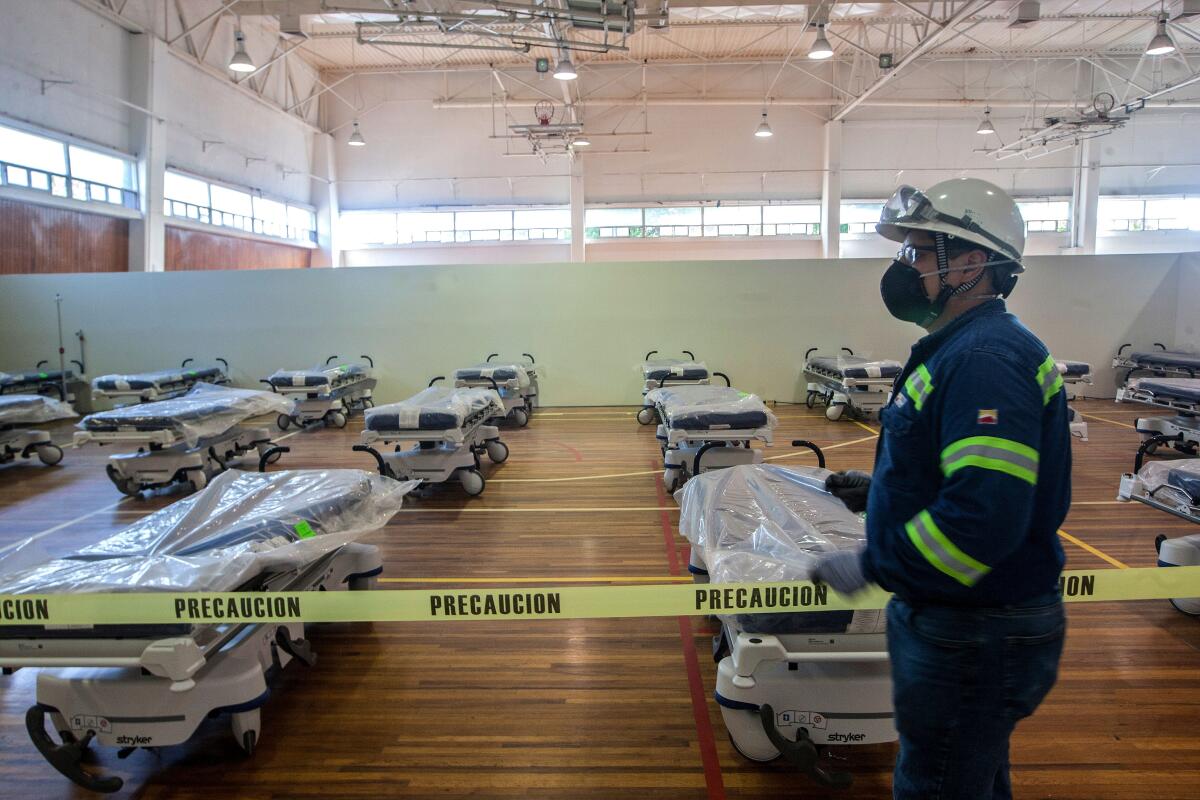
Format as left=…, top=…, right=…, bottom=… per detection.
left=1071, top=137, right=1101, bottom=254
left=127, top=34, right=168, bottom=272
left=821, top=121, right=843, bottom=259
left=569, top=164, right=585, bottom=263
left=310, top=133, right=340, bottom=268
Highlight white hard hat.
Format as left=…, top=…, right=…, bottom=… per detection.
left=877, top=178, right=1026, bottom=272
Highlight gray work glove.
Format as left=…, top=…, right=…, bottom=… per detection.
left=812, top=550, right=870, bottom=596
left=825, top=470, right=872, bottom=514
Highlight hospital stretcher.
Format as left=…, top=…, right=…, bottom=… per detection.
left=355, top=384, right=508, bottom=497
left=92, top=358, right=230, bottom=406
left=73, top=383, right=290, bottom=497
left=0, top=395, right=73, bottom=468
left=803, top=348, right=902, bottom=422
left=1113, top=344, right=1200, bottom=386
left=648, top=384, right=777, bottom=492
left=638, top=350, right=724, bottom=425
left=1115, top=377, right=1200, bottom=458
left=1056, top=360, right=1093, bottom=441
left=452, top=354, right=538, bottom=427
left=676, top=462, right=893, bottom=786
left=1117, top=457, right=1200, bottom=615
left=1, top=361, right=87, bottom=404
left=0, top=469, right=414, bottom=792
left=265, top=355, right=377, bottom=430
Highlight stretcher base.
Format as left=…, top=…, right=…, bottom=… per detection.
left=361, top=424, right=504, bottom=496
left=280, top=386, right=375, bottom=428
left=0, top=428, right=62, bottom=466
left=99, top=426, right=277, bottom=496
left=1134, top=416, right=1200, bottom=453
left=1156, top=534, right=1200, bottom=615
left=804, top=378, right=891, bottom=422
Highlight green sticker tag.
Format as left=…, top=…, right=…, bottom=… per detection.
left=186, top=370, right=197, bottom=377
left=294, top=520, right=316, bottom=539
left=738, top=391, right=750, bottom=398
left=38, top=372, right=48, bottom=378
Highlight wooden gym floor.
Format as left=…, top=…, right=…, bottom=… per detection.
left=0, top=399, right=1198, bottom=799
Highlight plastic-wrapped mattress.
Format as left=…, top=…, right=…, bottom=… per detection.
left=1135, top=459, right=1200, bottom=507
left=807, top=356, right=902, bottom=380
left=1055, top=360, right=1091, bottom=377
left=676, top=464, right=883, bottom=635
left=1130, top=351, right=1200, bottom=371
left=0, top=369, right=75, bottom=392
left=0, top=395, right=76, bottom=427
left=454, top=363, right=530, bottom=387
left=267, top=363, right=371, bottom=389
left=93, top=366, right=225, bottom=393
left=365, top=386, right=503, bottom=432
left=647, top=385, right=775, bottom=431
left=79, top=383, right=290, bottom=447
left=1131, top=378, right=1200, bottom=403
left=643, top=359, right=709, bottom=382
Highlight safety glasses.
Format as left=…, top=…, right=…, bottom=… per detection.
left=896, top=243, right=938, bottom=267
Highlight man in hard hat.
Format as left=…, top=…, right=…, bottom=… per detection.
left=813, top=178, right=1072, bottom=799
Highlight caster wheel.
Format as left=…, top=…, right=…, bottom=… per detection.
left=106, top=464, right=141, bottom=497
left=262, top=448, right=283, bottom=465
left=637, top=407, right=656, bottom=425
left=485, top=440, right=509, bottom=464
left=459, top=468, right=486, bottom=496
left=36, top=444, right=64, bottom=466
left=363, top=398, right=375, bottom=409
left=188, top=470, right=208, bottom=493
left=805, top=391, right=817, bottom=409
left=277, top=414, right=291, bottom=431
left=720, top=707, right=782, bottom=763
left=826, top=404, right=846, bottom=421
left=231, top=709, right=260, bottom=754
left=512, top=408, right=529, bottom=427
left=664, top=469, right=682, bottom=493
left=326, top=411, right=348, bottom=429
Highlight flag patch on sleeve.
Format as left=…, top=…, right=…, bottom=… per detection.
left=977, top=409, right=999, bottom=425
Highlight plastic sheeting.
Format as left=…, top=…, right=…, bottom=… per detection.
left=0, top=469, right=416, bottom=595
left=1055, top=360, right=1092, bottom=378
left=645, top=385, right=777, bottom=430
left=268, top=364, right=371, bottom=388
left=79, top=383, right=290, bottom=448
left=0, top=395, right=76, bottom=426
left=454, top=363, right=532, bottom=389
left=92, top=366, right=225, bottom=393
left=366, top=386, right=504, bottom=431
left=1137, top=459, right=1200, bottom=506
left=807, top=355, right=902, bottom=380
left=641, top=359, right=708, bottom=381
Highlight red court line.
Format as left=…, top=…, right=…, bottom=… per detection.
left=654, top=463, right=726, bottom=800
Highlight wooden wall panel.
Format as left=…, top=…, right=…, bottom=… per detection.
left=166, top=226, right=312, bottom=271
left=0, top=197, right=128, bottom=274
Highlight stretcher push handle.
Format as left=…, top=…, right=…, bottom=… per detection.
left=522, top=353, right=535, bottom=363
left=682, top=350, right=695, bottom=359
left=804, top=347, right=818, bottom=360
left=645, top=350, right=658, bottom=361
left=326, top=355, right=339, bottom=365
left=428, top=376, right=445, bottom=387
left=1154, top=342, right=1166, bottom=351
left=259, top=379, right=278, bottom=393
left=1117, top=343, right=1131, bottom=356
left=791, top=440, right=826, bottom=469
left=841, top=347, right=855, bottom=356
left=1134, top=434, right=1181, bottom=472
left=70, top=359, right=84, bottom=372
left=36, top=359, right=48, bottom=368
left=712, top=372, right=731, bottom=387
left=215, top=358, right=229, bottom=369
left=26, top=704, right=124, bottom=793
left=487, top=353, right=500, bottom=362
left=181, top=358, right=193, bottom=368
left=359, top=355, right=374, bottom=367
left=353, top=444, right=395, bottom=479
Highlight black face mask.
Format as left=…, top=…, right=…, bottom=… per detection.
left=880, top=259, right=950, bottom=327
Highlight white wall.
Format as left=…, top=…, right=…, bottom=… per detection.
left=1176, top=252, right=1200, bottom=352
left=0, top=253, right=1185, bottom=406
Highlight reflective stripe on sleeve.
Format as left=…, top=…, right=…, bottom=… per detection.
left=904, top=510, right=991, bottom=587
left=940, top=435, right=1039, bottom=485
left=1036, top=355, right=1064, bottom=405
left=903, top=364, right=935, bottom=411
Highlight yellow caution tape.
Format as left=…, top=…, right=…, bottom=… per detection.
left=1, top=566, right=1197, bottom=627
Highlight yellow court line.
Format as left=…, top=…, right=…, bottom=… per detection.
left=852, top=420, right=879, bottom=435
left=532, top=416, right=649, bottom=421
left=1072, top=500, right=1126, bottom=506
left=397, top=506, right=676, bottom=513
left=491, top=469, right=662, bottom=483
left=764, top=433, right=879, bottom=462
left=1079, top=413, right=1137, bottom=431
left=380, top=575, right=691, bottom=584
left=1058, top=529, right=1129, bottom=569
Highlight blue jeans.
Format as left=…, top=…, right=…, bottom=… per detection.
left=887, top=594, right=1065, bottom=800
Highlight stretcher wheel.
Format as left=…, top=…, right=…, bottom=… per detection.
left=485, top=440, right=509, bottom=464
left=459, top=468, right=486, bottom=496
left=664, top=468, right=683, bottom=493
left=512, top=408, right=529, bottom=427
left=326, top=410, right=348, bottom=429
left=262, top=448, right=284, bottom=466
left=805, top=390, right=817, bottom=409
left=105, top=464, right=140, bottom=497
left=36, top=444, right=64, bottom=466
left=277, top=414, right=291, bottom=431
left=188, top=470, right=208, bottom=493
left=637, top=407, right=656, bottom=425
left=231, top=710, right=260, bottom=755
left=721, top=707, right=781, bottom=763
left=825, top=404, right=846, bottom=421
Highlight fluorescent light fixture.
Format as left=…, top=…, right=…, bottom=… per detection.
left=348, top=121, right=366, bottom=147
left=229, top=29, right=255, bottom=73
left=808, top=24, right=834, bottom=60
left=573, top=135, right=591, bottom=147
left=553, top=58, right=578, bottom=80
left=1146, top=17, right=1176, bottom=56
left=976, top=108, right=995, bottom=135
left=754, top=111, right=773, bottom=138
